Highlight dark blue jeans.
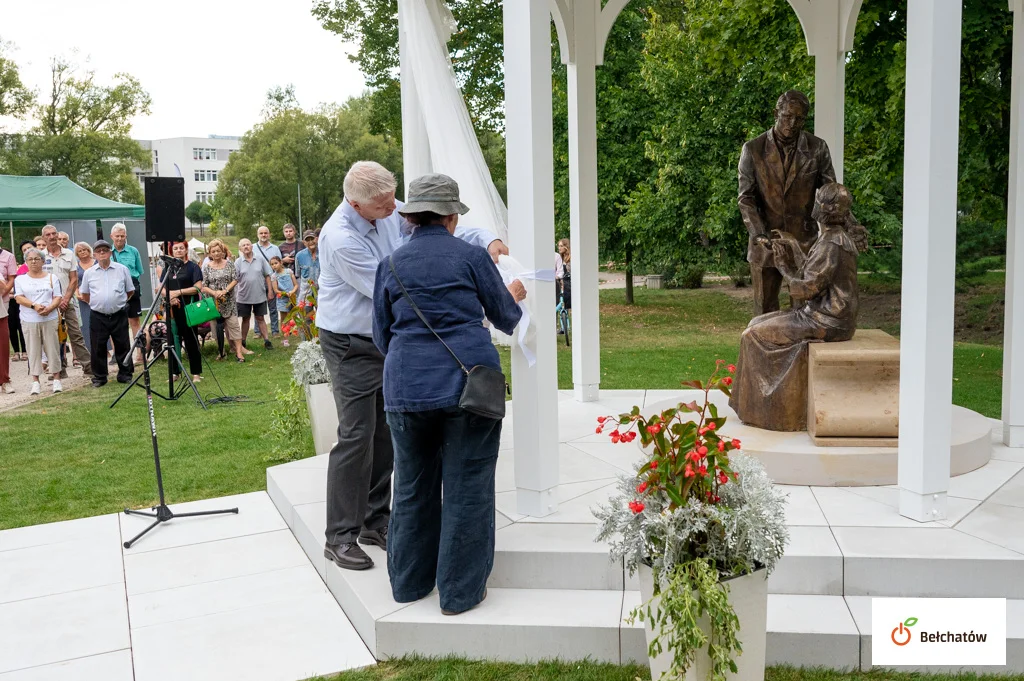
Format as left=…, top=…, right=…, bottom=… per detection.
left=386, top=406, right=501, bottom=614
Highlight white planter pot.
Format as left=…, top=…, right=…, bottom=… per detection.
left=637, top=564, right=767, bottom=681
left=305, top=382, right=339, bottom=456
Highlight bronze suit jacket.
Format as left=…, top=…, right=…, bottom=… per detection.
left=738, top=129, right=838, bottom=268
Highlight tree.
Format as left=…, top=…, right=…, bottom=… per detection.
left=0, top=39, right=33, bottom=123
left=4, top=57, right=151, bottom=203
left=185, top=200, right=213, bottom=231
left=219, top=94, right=402, bottom=238
left=262, top=83, right=300, bottom=119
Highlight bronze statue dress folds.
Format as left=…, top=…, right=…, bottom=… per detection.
left=728, top=226, right=859, bottom=431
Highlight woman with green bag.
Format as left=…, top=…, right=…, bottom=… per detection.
left=165, top=241, right=205, bottom=383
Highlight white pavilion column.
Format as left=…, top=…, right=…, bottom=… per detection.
left=1002, top=0, right=1024, bottom=448
left=897, top=0, right=962, bottom=521
left=505, top=0, right=560, bottom=517
left=787, top=0, right=862, bottom=182
left=397, top=0, right=432, bottom=195
left=567, top=0, right=601, bottom=402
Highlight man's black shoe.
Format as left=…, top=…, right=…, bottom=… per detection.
left=358, top=527, right=388, bottom=550
left=117, top=375, right=132, bottom=384
left=92, top=380, right=107, bottom=388
left=264, top=339, right=272, bottom=350
left=325, top=542, right=373, bottom=570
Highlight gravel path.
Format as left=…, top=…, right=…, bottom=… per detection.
left=0, top=358, right=94, bottom=413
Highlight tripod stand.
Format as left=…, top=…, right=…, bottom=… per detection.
left=111, top=251, right=205, bottom=409
left=112, top=253, right=238, bottom=548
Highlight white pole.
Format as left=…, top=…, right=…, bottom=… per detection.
left=297, top=183, right=303, bottom=230
left=398, top=0, right=433, bottom=195
left=1002, top=0, right=1024, bottom=447
left=8, top=221, right=13, bottom=254
left=897, top=0, right=962, bottom=521
left=567, top=0, right=601, bottom=403
left=505, top=0, right=560, bottom=517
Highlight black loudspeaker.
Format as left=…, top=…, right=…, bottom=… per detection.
left=145, top=177, right=186, bottom=242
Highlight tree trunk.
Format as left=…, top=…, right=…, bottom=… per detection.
left=625, top=244, right=634, bottom=305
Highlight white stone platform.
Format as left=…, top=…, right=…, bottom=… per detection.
left=268, top=389, right=1024, bottom=673
left=0, top=492, right=375, bottom=681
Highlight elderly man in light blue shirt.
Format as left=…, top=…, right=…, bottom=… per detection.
left=317, top=161, right=510, bottom=572
left=79, top=239, right=136, bottom=386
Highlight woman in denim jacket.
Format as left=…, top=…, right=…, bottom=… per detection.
left=372, top=174, right=525, bottom=616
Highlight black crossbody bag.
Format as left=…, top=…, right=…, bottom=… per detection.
left=388, top=257, right=508, bottom=419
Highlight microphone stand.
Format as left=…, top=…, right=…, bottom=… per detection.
left=110, top=249, right=237, bottom=548
left=110, top=252, right=205, bottom=408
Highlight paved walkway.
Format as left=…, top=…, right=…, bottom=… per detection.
left=0, top=492, right=375, bottom=681
left=0, top=358, right=92, bottom=413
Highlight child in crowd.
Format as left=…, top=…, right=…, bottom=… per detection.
left=270, top=256, right=296, bottom=346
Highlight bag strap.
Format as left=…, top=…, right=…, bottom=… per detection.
left=388, top=257, right=469, bottom=377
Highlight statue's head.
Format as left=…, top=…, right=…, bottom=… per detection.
left=812, top=183, right=852, bottom=226
left=773, top=90, right=810, bottom=141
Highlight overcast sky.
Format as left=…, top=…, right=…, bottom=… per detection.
left=2, top=0, right=369, bottom=140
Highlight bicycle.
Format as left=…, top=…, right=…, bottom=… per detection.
left=556, top=295, right=570, bottom=346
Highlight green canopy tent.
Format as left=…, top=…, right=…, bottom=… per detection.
left=0, top=175, right=144, bottom=252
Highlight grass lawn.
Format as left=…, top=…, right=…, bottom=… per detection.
left=310, top=659, right=1024, bottom=681
left=2, top=283, right=1004, bottom=531
left=0, top=342, right=312, bottom=530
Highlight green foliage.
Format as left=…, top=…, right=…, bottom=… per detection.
left=0, top=39, right=33, bottom=122
left=266, top=380, right=314, bottom=464
left=633, top=559, right=741, bottom=681
left=0, top=57, right=150, bottom=203
left=674, top=265, right=707, bottom=290
left=185, top=200, right=213, bottom=228
left=218, top=95, right=401, bottom=236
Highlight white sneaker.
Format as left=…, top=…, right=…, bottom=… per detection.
left=52, top=380, right=63, bottom=394
left=30, top=381, right=41, bottom=395
left=0, top=383, right=14, bottom=394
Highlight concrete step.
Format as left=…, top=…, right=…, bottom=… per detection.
left=268, top=460, right=1024, bottom=599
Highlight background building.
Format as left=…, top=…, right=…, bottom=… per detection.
left=135, top=135, right=241, bottom=228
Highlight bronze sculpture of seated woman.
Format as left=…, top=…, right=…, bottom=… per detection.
left=728, top=183, right=869, bottom=431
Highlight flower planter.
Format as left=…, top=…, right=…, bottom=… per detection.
left=304, top=382, right=338, bottom=456
left=647, top=274, right=664, bottom=289
left=638, top=565, right=768, bottom=681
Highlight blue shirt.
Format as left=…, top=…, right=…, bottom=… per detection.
left=80, top=261, right=135, bottom=314
left=316, top=199, right=498, bottom=335
left=295, top=248, right=320, bottom=291
left=372, top=224, right=522, bottom=412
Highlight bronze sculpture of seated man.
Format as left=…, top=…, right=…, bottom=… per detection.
left=728, top=182, right=869, bottom=431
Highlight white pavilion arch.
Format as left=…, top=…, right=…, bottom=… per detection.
left=397, top=0, right=1024, bottom=523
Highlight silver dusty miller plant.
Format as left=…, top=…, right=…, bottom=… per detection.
left=290, top=340, right=330, bottom=387
left=594, top=453, right=789, bottom=580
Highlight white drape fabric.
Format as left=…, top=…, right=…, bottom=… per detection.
left=398, top=0, right=509, bottom=243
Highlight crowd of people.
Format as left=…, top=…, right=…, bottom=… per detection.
left=0, top=222, right=322, bottom=394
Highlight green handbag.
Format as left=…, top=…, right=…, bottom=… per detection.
left=184, top=291, right=221, bottom=327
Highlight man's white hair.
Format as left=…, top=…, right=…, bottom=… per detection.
left=41, top=224, right=57, bottom=234
left=111, top=223, right=127, bottom=234
left=343, top=161, right=397, bottom=204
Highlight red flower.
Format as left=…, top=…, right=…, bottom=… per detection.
left=594, top=426, right=602, bottom=434
left=637, top=482, right=648, bottom=494
left=687, top=450, right=701, bottom=462
left=684, top=464, right=695, bottom=478
left=623, top=431, right=637, bottom=443
left=718, top=472, right=729, bottom=485
left=707, top=422, right=716, bottom=430
left=716, top=359, right=724, bottom=365
left=722, top=376, right=733, bottom=386
left=610, top=431, right=621, bottom=443
left=697, top=445, right=708, bottom=456
left=649, top=461, right=658, bottom=470
left=698, top=464, right=708, bottom=476
left=597, top=416, right=607, bottom=424
left=727, top=364, right=736, bottom=373
left=698, top=427, right=707, bottom=436
left=646, top=423, right=663, bottom=435
left=731, top=439, right=741, bottom=449
left=717, top=440, right=726, bottom=452
left=628, top=500, right=645, bottom=514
